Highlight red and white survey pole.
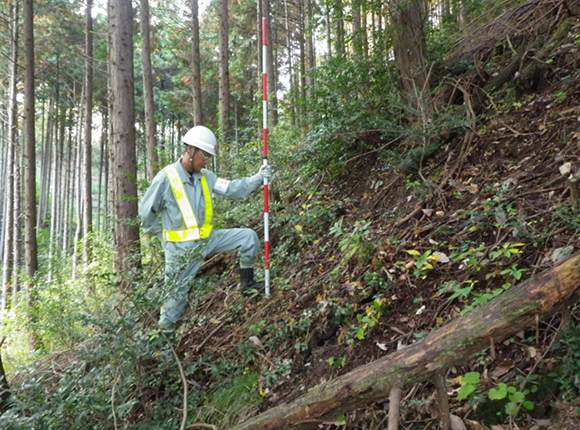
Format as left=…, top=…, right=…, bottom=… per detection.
left=262, top=16, right=271, bottom=296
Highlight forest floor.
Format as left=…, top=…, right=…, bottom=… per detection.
left=173, top=8, right=580, bottom=430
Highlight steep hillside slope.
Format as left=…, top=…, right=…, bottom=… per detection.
left=173, top=4, right=580, bottom=429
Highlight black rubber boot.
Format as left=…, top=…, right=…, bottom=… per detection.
left=238, top=268, right=264, bottom=293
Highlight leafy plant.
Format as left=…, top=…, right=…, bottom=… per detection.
left=327, top=356, right=347, bottom=369
left=491, top=243, right=525, bottom=260
left=457, top=371, right=481, bottom=401
left=488, top=383, right=535, bottom=415
left=330, top=219, right=376, bottom=263
left=345, top=298, right=388, bottom=344
left=500, top=264, right=529, bottom=281
left=551, top=318, right=580, bottom=400
left=456, top=372, right=535, bottom=418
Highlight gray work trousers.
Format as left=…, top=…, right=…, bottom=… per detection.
left=159, top=228, right=260, bottom=329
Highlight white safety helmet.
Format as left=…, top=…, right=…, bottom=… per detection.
left=181, top=126, right=217, bottom=156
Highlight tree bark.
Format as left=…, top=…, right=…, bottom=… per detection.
left=305, top=0, right=315, bottom=94
left=84, top=0, right=94, bottom=263
left=23, top=0, right=40, bottom=352
left=284, top=0, right=296, bottom=126
left=218, top=0, right=231, bottom=142
left=191, top=0, right=203, bottom=126
left=298, top=0, right=306, bottom=103
left=23, top=0, right=38, bottom=283
left=12, top=147, right=22, bottom=304
left=334, top=0, right=345, bottom=57
left=140, top=0, right=160, bottom=181
left=108, top=0, right=142, bottom=273
left=2, top=0, right=18, bottom=314
left=230, top=254, right=580, bottom=430
left=391, top=0, right=430, bottom=103
left=352, top=0, right=362, bottom=55
left=325, top=0, right=332, bottom=60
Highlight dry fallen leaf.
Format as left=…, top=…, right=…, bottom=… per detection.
left=490, top=359, right=514, bottom=379
left=560, top=162, right=572, bottom=176
left=249, top=336, right=263, bottom=348
left=450, top=414, right=467, bottom=430
left=465, top=419, right=490, bottom=430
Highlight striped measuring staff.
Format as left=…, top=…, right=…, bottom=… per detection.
left=262, top=16, right=271, bottom=296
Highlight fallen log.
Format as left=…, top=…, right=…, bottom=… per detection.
left=230, top=254, right=580, bottom=430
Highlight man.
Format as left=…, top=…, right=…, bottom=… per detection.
left=139, top=125, right=271, bottom=332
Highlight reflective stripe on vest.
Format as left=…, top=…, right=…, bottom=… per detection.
left=162, top=165, right=213, bottom=242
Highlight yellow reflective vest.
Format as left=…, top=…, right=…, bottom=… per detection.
left=162, top=165, right=213, bottom=242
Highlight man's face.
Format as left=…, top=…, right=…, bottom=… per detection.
left=190, top=146, right=213, bottom=172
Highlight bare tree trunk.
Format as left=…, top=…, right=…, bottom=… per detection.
left=108, top=0, right=142, bottom=273
left=305, top=0, right=315, bottom=94
left=230, top=254, right=580, bottom=430
left=352, top=0, right=362, bottom=55
left=38, top=103, right=54, bottom=230
left=334, top=0, right=345, bottom=57
left=23, top=0, right=40, bottom=351
left=442, top=0, right=451, bottom=23
left=140, top=0, right=160, bottom=180
left=23, top=0, right=38, bottom=281
left=361, top=0, right=368, bottom=57
left=72, top=128, right=84, bottom=279
left=391, top=0, right=430, bottom=111
left=459, top=0, right=467, bottom=27
left=97, top=108, right=107, bottom=233
left=298, top=0, right=306, bottom=103
left=84, top=0, right=94, bottom=263
left=191, top=0, right=203, bottom=126
left=48, top=101, right=62, bottom=283
left=218, top=0, right=231, bottom=143
left=37, top=100, right=50, bottom=230
left=325, top=0, right=332, bottom=60
left=12, top=147, right=23, bottom=305
left=284, top=0, right=296, bottom=126
left=2, top=0, right=19, bottom=315
left=62, top=107, right=77, bottom=259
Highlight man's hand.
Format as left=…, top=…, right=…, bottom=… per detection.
left=259, top=164, right=272, bottom=179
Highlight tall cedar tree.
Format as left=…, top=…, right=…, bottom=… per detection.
left=84, top=0, right=94, bottom=262
left=108, top=0, right=141, bottom=272
left=192, top=0, right=203, bottom=126
left=140, top=0, right=160, bottom=180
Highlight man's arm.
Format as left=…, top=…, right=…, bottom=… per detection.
left=210, top=165, right=270, bottom=200
left=139, top=172, right=167, bottom=239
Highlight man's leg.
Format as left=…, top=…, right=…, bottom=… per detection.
left=159, top=244, right=207, bottom=331
left=208, top=228, right=263, bottom=290
left=208, top=228, right=261, bottom=267
left=158, top=229, right=260, bottom=330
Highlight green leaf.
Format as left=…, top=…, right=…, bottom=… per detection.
left=457, top=384, right=476, bottom=401
left=356, top=328, right=365, bottom=340
left=522, top=400, right=535, bottom=410
left=488, top=384, right=508, bottom=400
left=406, top=249, right=422, bottom=256
left=462, top=372, right=481, bottom=384
left=509, top=391, right=525, bottom=403
left=505, top=402, right=519, bottom=415
left=295, top=225, right=303, bottom=232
